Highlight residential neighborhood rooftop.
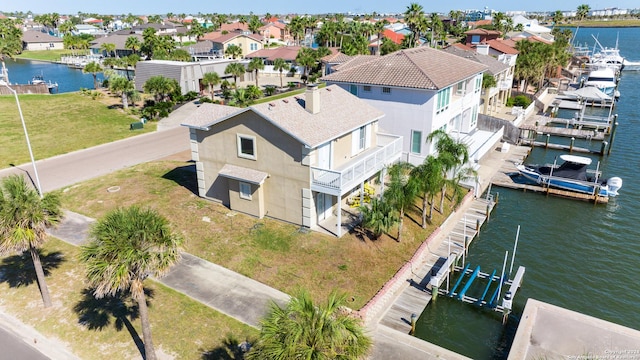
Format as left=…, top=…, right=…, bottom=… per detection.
left=182, top=84, right=385, bottom=148
left=322, top=47, right=488, bottom=90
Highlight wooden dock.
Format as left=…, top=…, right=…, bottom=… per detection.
left=378, top=197, right=497, bottom=333
left=524, top=115, right=607, bottom=139
left=489, top=145, right=608, bottom=204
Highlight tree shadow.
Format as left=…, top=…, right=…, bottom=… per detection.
left=0, top=251, right=65, bottom=288
left=73, top=287, right=154, bottom=359
left=200, top=333, right=252, bottom=360
left=162, top=164, right=198, bottom=195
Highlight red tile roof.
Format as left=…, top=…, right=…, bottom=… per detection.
left=468, top=19, right=492, bottom=27
left=245, top=46, right=302, bottom=61
left=382, top=29, right=404, bottom=45
left=484, top=39, right=519, bottom=54
left=465, top=28, right=501, bottom=36
left=209, top=32, right=263, bottom=44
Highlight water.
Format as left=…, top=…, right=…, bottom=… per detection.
left=3, top=58, right=104, bottom=93
left=415, top=27, right=640, bottom=358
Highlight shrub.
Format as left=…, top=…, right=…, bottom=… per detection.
left=507, top=95, right=532, bottom=108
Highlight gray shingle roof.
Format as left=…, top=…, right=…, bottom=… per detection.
left=182, top=85, right=384, bottom=148
left=22, top=30, right=62, bottom=43
left=218, top=164, right=269, bottom=184
left=322, top=47, right=488, bottom=90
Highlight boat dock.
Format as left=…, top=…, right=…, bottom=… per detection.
left=379, top=196, right=498, bottom=333
left=489, top=145, right=609, bottom=203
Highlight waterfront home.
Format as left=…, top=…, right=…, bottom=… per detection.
left=21, top=30, right=64, bottom=51
left=181, top=84, right=402, bottom=236
left=89, top=34, right=143, bottom=58
left=322, top=47, right=497, bottom=166
left=244, top=46, right=304, bottom=77
left=259, top=22, right=291, bottom=43
left=443, top=44, right=513, bottom=115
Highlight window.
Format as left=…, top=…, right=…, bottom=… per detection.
left=411, top=130, right=422, bottom=154
left=471, top=35, right=480, bottom=44
left=349, top=84, right=358, bottom=95
left=475, top=75, right=482, bottom=93
left=456, top=82, right=464, bottom=95
left=237, top=134, right=257, bottom=160
left=470, top=105, right=478, bottom=128
left=363, top=85, right=371, bottom=92
left=436, top=87, right=451, bottom=113
left=239, top=182, right=252, bottom=200
left=359, top=126, right=366, bottom=150
left=382, top=87, right=391, bottom=94
left=250, top=43, right=258, bottom=51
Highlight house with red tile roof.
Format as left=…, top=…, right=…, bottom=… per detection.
left=382, top=29, right=404, bottom=45
left=465, top=29, right=502, bottom=45
left=259, top=22, right=290, bottom=43
left=244, top=46, right=304, bottom=76
left=322, top=47, right=498, bottom=165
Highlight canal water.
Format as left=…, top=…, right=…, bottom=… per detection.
left=415, top=27, right=640, bottom=358
left=3, top=58, right=107, bottom=93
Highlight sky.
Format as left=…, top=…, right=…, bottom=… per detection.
left=1, top=0, right=638, bottom=16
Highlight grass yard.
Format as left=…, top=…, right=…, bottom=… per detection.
left=0, top=238, right=257, bottom=359
left=16, top=50, right=90, bottom=62
left=0, top=92, right=153, bottom=167
left=60, top=160, right=457, bottom=310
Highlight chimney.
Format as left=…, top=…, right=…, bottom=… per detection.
left=305, top=84, right=320, bottom=114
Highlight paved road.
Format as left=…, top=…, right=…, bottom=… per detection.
left=0, top=125, right=190, bottom=193
left=0, top=326, right=49, bottom=360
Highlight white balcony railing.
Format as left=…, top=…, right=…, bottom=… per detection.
left=310, top=134, right=403, bottom=196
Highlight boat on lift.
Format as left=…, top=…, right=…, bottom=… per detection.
left=516, top=154, right=622, bottom=198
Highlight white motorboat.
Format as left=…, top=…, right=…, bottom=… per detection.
left=516, top=155, right=622, bottom=198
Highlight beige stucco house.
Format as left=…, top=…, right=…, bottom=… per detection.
left=21, top=30, right=64, bottom=51
left=211, top=32, right=264, bottom=59
left=181, top=84, right=403, bottom=236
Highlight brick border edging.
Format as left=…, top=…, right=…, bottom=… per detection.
left=355, top=191, right=474, bottom=324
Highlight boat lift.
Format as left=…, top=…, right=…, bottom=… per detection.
left=428, top=226, right=526, bottom=323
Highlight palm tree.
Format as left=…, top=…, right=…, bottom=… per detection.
left=553, top=10, right=564, bottom=26
left=404, top=3, right=425, bottom=47
left=100, top=42, right=116, bottom=58
left=58, top=21, right=76, bottom=36
left=0, top=175, right=63, bottom=308
left=225, top=44, right=242, bottom=59
left=577, top=4, right=591, bottom=22
left=411, top=155, right=444, bottom=226
left=385, top=162, right=418, bottom=242
left=83, top=61, right=103, bottom=89
left=224, top=62, right=245, bottom=88
left=247, top=57, right=264, bottom=87
left=80, top=206, right=182, bottom=360
left=273, top=58, right=290, bottom=89
left=296, top=47, right=317, bottom=83
left=109, top=75, right=135, bottom=109
left=124, top=36, right=141, bottom=55
left=246, top=291, right=371, bottom=360
left=0, top=19, right=23, bottom=83
left=229, top=88, right=252, bottom=107
left=201, top=71, right=221, bottom=100
left=143, top=75, right=179, bottom=102
left=359, top=197, right=398, bottom=240
left=427, top=129, right=470, bottom=213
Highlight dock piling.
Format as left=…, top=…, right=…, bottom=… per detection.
left=410, top=313, right=417, bottom=335
left=570, top=137, right=575, bottom=153
left=608, top=120, right=618, bottom=156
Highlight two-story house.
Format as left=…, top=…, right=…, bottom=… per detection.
left=211, top=32, right=264, bottom=58
left=181, top=84, right=402, bottom=236
left=322, top=47, right=491, bottom=165
left=443, top=44, right=512, bottom=115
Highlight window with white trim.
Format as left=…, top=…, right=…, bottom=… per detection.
left=239, top=182, right=252, bottom=200
left=410, top=130, right=422, bottom=154
left=436, top=87, right=451, bottom=113
left=456, top=81, right=464, bottom=95
left=475, top=74, right=482, bottom=93
left=470, top=105, right=478, bottom=128
left=358, top=126, right=366, bottom=150
left=237, top=134, right=257, bottom=160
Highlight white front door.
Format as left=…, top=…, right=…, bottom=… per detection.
left=317, top=193, right=333, bottom=221
left=317, top=142, right=331, bottom=169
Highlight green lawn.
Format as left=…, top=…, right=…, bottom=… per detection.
left=0, top=93, right=153, bottom=168
left=16, top=49, right=90, bottom=62
left=0, top=238, right=257, bottom=359
left=60, top=160, right=455, bottom=310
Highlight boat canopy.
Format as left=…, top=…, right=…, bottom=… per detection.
left=560, top=154, right=592, bottom=165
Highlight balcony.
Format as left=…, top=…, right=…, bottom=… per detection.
left=311, top=134, right=402, bottom=196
